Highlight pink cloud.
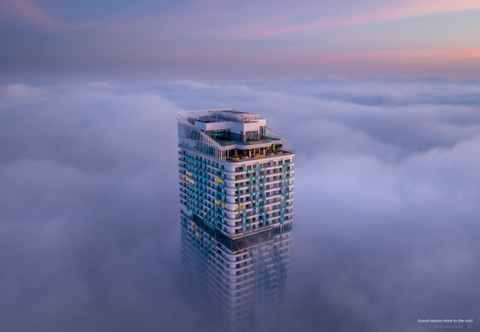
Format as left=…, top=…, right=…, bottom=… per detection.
left=233, top=0, right=480, bottom=39
left=0, top=0, right=58, bottom=28
left=292, top=48, right=480, bottom=64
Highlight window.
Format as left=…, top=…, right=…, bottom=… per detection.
left=260, top=126, right=266, bottom=138
left=245, top=130, right=259, bottom=141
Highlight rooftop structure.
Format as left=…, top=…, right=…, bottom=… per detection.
left=178, top=109, right=292, bottom=162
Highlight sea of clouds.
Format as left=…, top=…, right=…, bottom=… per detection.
left=1, top=79, right=479, bottom=332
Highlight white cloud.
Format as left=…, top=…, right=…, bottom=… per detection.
left=1, top=79, right=480, bottom=332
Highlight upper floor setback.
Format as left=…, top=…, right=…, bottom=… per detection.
left=178, top=109, right=293, bottom=162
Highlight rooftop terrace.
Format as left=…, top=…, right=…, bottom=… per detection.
left=226, top=148, right=293, bottom=162
left=208, top=132, right=281, bottom=147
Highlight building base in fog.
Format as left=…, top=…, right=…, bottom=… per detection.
left=181, top=212, right=291, bottom=330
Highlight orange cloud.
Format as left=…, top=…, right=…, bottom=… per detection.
left=379, top=48, right=480, bottom=63
left=235, top=47, right=480, bottom=77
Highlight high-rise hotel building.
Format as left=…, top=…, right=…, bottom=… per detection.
left=178, top=110, right=294, bottom=328
left=178, top=110, right=294, bottom=238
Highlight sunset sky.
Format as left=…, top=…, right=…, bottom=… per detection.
left=2, top=1, right=480, bottom=77
left=2, top=2, right=480, bottom=331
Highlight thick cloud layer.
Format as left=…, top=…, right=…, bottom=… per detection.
left=1, top=79, right=479, bottom=332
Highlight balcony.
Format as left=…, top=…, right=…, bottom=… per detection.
left=226, top=149, right=292, bottom=162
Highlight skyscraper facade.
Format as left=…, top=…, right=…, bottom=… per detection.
left=178, top=110, right=294, bottom=328
left=178, top=110, right=294, bottom=238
